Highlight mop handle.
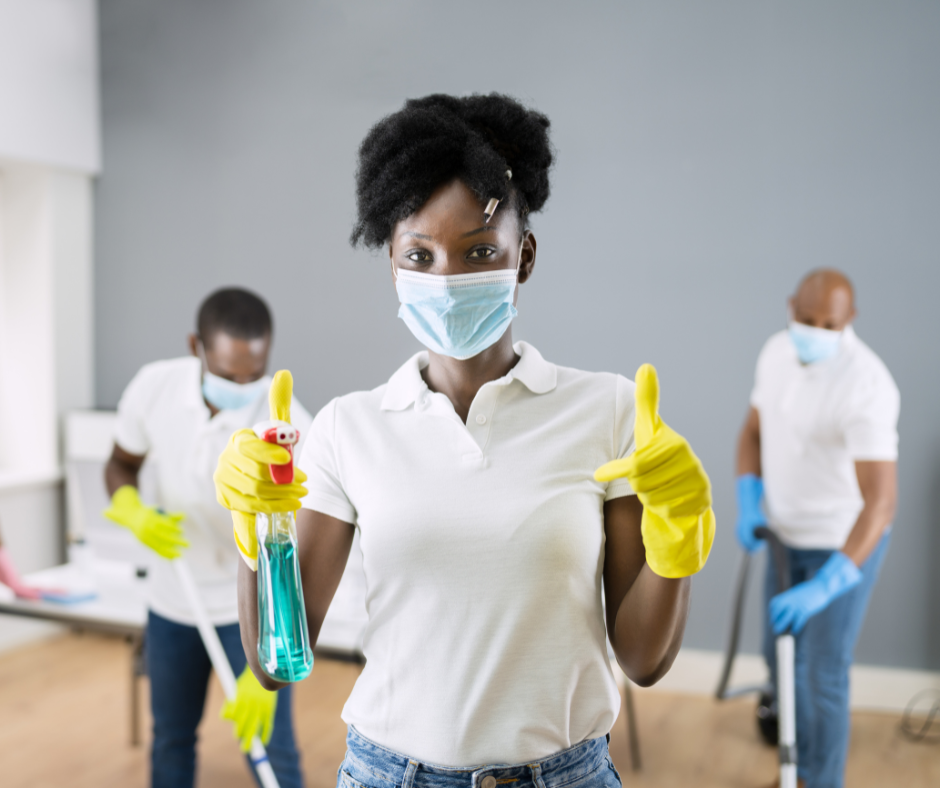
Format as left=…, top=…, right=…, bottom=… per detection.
left=173, top=560, right=281, bottom=788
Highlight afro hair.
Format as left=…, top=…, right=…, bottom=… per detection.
left=350, top=93, right=554, bottom=248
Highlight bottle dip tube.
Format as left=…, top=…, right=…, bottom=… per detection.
left=254, top=419, right=314, bottom=683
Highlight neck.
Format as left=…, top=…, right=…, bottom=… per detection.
left=422, top=330, right=519, bottom=423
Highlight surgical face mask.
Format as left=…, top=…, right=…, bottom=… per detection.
left=202, top=371, right=267, bottom=411
left=788, top=320, right=843, bottom=365
left=198, top=343, right=267, bottom=410
left=394, top=262, right=519, bottom=360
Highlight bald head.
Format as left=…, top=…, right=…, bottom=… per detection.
left=789, top=268, right=856, bottom=331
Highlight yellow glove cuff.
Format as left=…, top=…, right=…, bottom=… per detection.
left=103, top=484, right=144, bottom=526
left=641, top=506, right=715, bottom=578
left=232, top=511, right=258, bottom=572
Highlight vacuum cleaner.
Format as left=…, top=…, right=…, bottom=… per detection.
left=716, top=526, right=797, bottom=788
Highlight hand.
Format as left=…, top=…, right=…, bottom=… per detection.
left=220, top=666, right=278, bottom=752
left=213, top=370, right=307, bottom=570
left=103, top=486, right=188, bottom=559
left=594, top=364, right=715, bottom=578
left=735, top=474, right=767, bottom=553
left=770, top=551, right=862, bottom=634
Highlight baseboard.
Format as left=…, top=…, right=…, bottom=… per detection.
left=615, top=648, right=940, bottom=714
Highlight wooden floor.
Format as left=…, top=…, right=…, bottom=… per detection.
left=0, top=633, right=937, bottom=787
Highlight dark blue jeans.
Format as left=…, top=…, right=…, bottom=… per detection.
left=147, top=610, right=304, bottom=788
left=763, top=532, right=889, bottom=788
left=339, top=726, right=622, bottom=788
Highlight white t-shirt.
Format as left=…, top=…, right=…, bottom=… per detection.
left=114, top=357, right=312, bottom=626
left=750, top=327, right=899, bottom=550
left=297, top=341, right=635, bottom=766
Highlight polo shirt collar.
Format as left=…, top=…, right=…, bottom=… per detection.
left=380, top=341, right=557, bottom=412
left=509, top=341, right=557, bottom=394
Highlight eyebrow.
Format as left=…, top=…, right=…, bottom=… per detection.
left=460, top=226, right=496, bottom=238
left=402, top=231, right=433, bottom=241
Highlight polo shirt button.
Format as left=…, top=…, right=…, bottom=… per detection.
left=481, top=776, right=496, bottom=788
left=475, top=414, right=486, bottom=425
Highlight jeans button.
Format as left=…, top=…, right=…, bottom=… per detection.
left=481, top=777, right=496, bottom=788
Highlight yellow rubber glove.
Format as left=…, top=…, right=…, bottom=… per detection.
left=213, top=370, right=307, bottom=570
left=103, top=485, right=189, bottom=560
left=220, top=665, right=278, bottom=752
left=594, top=364, right=715, bottom=578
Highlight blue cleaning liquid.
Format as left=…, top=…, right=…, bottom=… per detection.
left=257, top=537, right=314, bottom=682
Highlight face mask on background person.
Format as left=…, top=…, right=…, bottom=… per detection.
left=788, top=319, right=843, bottom=365
left=202, top=372, right=267, bottom=411
left=199, top=343, right=268, bottom=410
left=393, top=256, right=520, bottom=360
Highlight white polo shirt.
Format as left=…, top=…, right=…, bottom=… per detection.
left=298, top=341, right=635, bottom=766
left=114, top=357, right=312, bottom=626
left=750, top=327, right=899, bottom=550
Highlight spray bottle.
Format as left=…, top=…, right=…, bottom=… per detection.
left=253, top=371, right=314, bottom=683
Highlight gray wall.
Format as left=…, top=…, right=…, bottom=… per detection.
left=96, top=1, right=940, bottom=670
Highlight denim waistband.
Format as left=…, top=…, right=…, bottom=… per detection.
left=341, top=726, right=611, bottom=788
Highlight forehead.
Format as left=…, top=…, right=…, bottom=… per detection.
left=793, top=282, right=853, bottom=316
left=207, top=332, right=269, bottom=357
left=394, top=179, right=517, bottom=240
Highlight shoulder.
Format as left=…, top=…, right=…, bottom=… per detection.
left=121, top=357, right=199, bottom=404
left=549, top=362, right=635, bottom=419
left=757, top=330, right=791, bottom=365
left=842, top=331, right=900, bottom=402
left=311, top=385, right=388, bottom=429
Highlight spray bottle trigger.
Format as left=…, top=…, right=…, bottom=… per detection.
left=252, top=420, right=299, bottom=485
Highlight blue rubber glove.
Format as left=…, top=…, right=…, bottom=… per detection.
left=770, top=551, right=862, bottom=635
left=735, top=474, right=766, bottom=553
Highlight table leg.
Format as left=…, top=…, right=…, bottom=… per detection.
left=129, top=633, right=146, bottom=747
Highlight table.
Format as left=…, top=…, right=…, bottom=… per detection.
left=0, top=558, right=148, bottom=745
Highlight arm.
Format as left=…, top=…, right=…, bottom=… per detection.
left=239, top=508, right=356, bottom=690
left=104, top=444, right=146, bottom=495
left=736, top=406, right=761, bottom=477
left=842, top=460, right=897, bottom=566
left=603, top=495, right=690, bottom=687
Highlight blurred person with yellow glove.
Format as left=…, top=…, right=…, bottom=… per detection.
left=104, top=288, right=309, bottom=788
left=212, top=94, right=715, bottom=781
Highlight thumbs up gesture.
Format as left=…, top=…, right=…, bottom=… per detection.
left=595, top=364, right=715, bottom=578
left=214, top=371, right=308, bottom=570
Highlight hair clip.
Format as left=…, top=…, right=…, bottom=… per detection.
left=483, top=198, right=500, bottom=224
left=483, top=170, right=514, bottom=223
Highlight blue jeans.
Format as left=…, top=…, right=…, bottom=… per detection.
left=763, top=532, right=889, bottom=788
left=147, top=610, right=304, bottom=788
left=338, top=726, right=621, bottom=788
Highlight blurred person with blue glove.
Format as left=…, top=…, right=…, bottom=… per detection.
left=736, top=269, right=898, bottom=788
left=104, top=288, right=310, bottom=788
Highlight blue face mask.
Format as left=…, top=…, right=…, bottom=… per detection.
left=202, top=371, right=267, bottom=411
left=394, top=265, right=519, bottom=360
left=198, top=340, right=268, bottom=410
left=788, top=321, right=843, bottom=364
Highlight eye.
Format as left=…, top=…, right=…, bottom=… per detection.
left=405, top=249, right=432, bottom=264
left=467, top=247, right=496, bottom=260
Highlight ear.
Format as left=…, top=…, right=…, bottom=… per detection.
left=188, top=333, right=200, bottom=357
left=388, top=244, right=397, bottom=288
left=518, top=231, right=537, bottom=284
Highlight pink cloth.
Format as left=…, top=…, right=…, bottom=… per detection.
left=0, top=546, right=41, bottom=600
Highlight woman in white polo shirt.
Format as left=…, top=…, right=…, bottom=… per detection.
left=214, top=94, right=715, bottom=786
